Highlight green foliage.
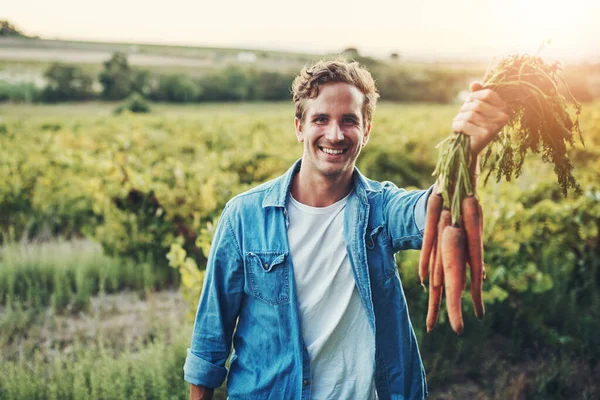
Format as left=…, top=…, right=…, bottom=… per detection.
left=372, top=65, right=468, bottom=103
left=153, top=74, right=201, bottom=102
left=99, top=52, right=150, bottom=100
left=0, top=20, right=28, bottom=37
left=198, top=67, right=253, bottom=101
left=1, top=102, right=600, bottom=396
left=0, top=240, right=172, bottom=313
left=0, top=334, right=190, bottom=400
left=42, top=63, right=94, bottom=102
left=248, top=70, right=295, bottom=101
left=114, top=92, right=151, bottom=114
left=0, top=81, right=40, bottom=102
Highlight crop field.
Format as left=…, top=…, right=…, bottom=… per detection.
left=1, top=100, right=600, bottom=399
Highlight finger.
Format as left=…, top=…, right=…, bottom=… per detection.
left=453, top=108, right=508, bottom=129
left=469, top=89, right=506, bottom=109
left=470, top=81, right=484, bottom=92
left=452, top=119, right=488, bottom=138
left=458, top=99, right=508, bottom=120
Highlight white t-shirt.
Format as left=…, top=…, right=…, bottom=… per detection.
left=286, top=192, right=377, bottom=400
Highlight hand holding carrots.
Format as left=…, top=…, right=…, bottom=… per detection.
left=420, top=82, right=508, bottom=335
left=452, top=81, right=509, bottom=158
left=421, top=55, right=584, bottom=335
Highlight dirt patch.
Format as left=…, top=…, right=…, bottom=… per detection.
left=1, top=289, right=190, bottom=361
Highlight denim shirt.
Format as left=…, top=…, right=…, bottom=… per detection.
left=184, top=159, right=433, bottom=400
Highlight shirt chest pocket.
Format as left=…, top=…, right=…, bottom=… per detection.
left=246, top=251, right=290, bottom=306
left=366, top=225, right=396, bottom=284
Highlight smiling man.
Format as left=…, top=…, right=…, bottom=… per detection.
left=184, top=59, right=508, bottom=400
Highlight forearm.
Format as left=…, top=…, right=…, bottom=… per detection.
left=190, top=384, right=214, bottom=400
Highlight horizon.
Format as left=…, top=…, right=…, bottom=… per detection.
left=2, top=0, right=600, bottom=63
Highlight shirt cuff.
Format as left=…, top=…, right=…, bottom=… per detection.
left=183, top=348, right=228, bottom=388
left=414, top=185, right=435, bottom=232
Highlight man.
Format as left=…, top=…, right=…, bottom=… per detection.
left=184, top=60, right=508, bottom=399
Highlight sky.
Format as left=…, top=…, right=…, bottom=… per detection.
left=3, top=0, right=600, bottom=61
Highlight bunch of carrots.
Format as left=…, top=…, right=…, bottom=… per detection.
left=420, top=54, right=583, bottom=335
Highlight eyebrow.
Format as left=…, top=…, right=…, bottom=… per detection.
left=310, top=112, right=360, bottom=120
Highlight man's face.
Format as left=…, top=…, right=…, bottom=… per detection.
left=294, top=82, right=371, bottom=181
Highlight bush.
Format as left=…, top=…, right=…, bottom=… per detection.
left=152, top=74, right=201, bottom=103
left=114, top=93, right=151, bottom=114
left=198, top=67, right=252, bottom=101
left=99, top=52, right=151, bottom=100
left=0, top=81, right=40, bottom=103
left=372, top=65, right=468, bottom=103
left=41, top=63, right=94, bottom=102
left=248, top=70, right=294, bottom=101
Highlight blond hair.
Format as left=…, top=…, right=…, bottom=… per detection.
left=291, top=58, right=380, bottom=127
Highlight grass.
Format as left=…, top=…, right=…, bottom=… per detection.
left=0, top=239, right=174, bottom=313
left=0, top=287, right=228, bottom=400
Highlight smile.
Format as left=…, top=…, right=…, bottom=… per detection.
left=319, top=146, right=347, bottom=155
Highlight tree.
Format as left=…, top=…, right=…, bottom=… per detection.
left=0, top=20, right=28, bottom=37
left=42, top=64, right=93, bottom=102
left=154, top=74, right=201, bottom=102
left=99, top=52, right=150, bottom=100
left=99, top=52, right=132, bottom=100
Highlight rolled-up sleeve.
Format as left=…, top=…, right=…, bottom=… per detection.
left=183, top=205, right=245, bottom=388
left=184, top=348, right=229, bottom=387
left=382, top=182, right=434, bottom=252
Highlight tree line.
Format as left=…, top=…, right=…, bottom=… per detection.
left=1, top=51, right=480, bottom=105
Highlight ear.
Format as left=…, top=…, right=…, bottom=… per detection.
left=294, top=117, right=304, bottom=143
left=361, top=121, right=372, bottom=147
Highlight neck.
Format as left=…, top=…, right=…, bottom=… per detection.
left=290, top=165, right=354, bottom=207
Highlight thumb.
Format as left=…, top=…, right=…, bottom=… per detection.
left=470, top=81, right=484, bottom=92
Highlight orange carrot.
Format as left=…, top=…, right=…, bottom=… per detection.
left=433, top=209, right=452, bottom=288
left=426, top=233, right=442, bottom=331
left=441, top=225, right=467, bottom=334
left=418, top=193, right=443, bottom=285
left=462, top=196, right=485, bottom=320
left=479, top=201, right=487, bottom=281
left=426, top=278, right=443, bottom=332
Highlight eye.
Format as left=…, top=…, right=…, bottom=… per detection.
left=314, top=116, right=328, bottom=124
left=343, top=117, right=358, bottom=125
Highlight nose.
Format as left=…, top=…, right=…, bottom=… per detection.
left=325, top=122, right=344, bottom=143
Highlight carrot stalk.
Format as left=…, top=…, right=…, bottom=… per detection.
left=419, top=193, right=443, bottom=285
left=441, top=225, right=467, bottom=334
left=462, top=196, right=485, bottom=320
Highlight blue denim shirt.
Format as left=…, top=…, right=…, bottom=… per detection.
left=184, top=159, right=432, bottom=399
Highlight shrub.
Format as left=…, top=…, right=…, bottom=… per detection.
left=0, top=81, right=40, bottom=103
left=152, top=74, right=201, bottom=103
left=41, top=63, right=94, bottom=102
left=114, top=93, right=151, bottom=114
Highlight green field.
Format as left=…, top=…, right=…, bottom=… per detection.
left=1, top=101, right=600, bottom=399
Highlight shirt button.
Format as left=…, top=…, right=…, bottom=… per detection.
left=264, top=263, right=269, bottom=268
left=303, top=379, right=309, bottom=386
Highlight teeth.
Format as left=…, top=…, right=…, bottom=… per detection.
left=321, top=147, right=345, bottom=155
